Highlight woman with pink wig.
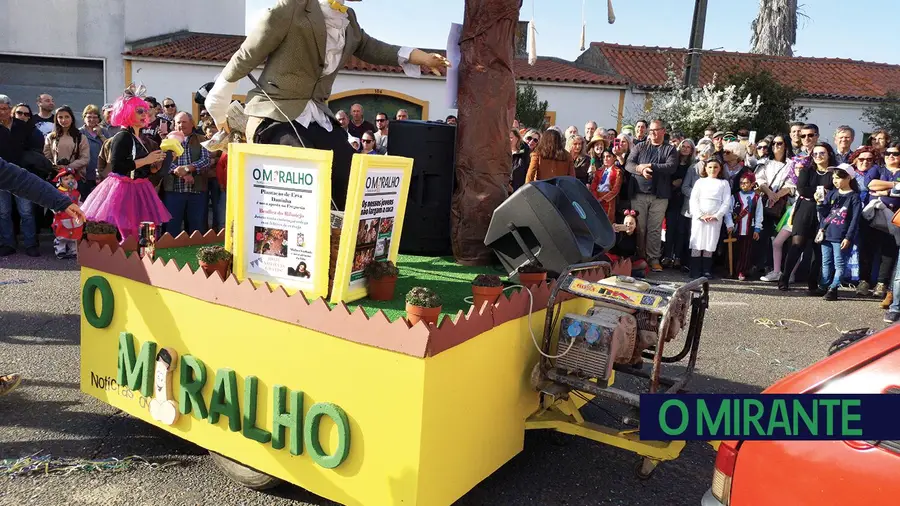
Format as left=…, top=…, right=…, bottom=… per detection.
left=81, top=84, right=170, bottom=241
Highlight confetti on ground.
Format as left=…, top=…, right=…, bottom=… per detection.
left=754, top=318, right=834, bottom=331
left=0, top=279, right=32, bottom=286
left=735, top=344, right=761, bottom=356
left=0, top=453, right=180, bottom=478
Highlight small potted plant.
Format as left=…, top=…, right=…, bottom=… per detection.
left=197, top=245, right=233, bottom=279
left=84, top=221, right=119, bottom=250
left=405, top=286, right=443, bottom=326
left=365, top=260, right=400, bottom=301
left=517, top=264, right=547, bottom=287
left=471, top=274, right=504, bottom=310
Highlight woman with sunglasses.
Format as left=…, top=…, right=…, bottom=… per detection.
left=509, top=128, right=530, bottom=192
left=779, top=142, right=836, bottom=293
left=524, top=128, right=575, bottom=184
left=757, top=134, right=796, bottom=281
left=80, top=85, right=170, bottom=243
left=848, top=147, right=883, bottom=295
left=360, top=131, right=379, bottom=155
left=865, top=142, right=900, bottom=306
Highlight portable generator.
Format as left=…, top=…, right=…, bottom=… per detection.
left=527, top=261, right=709, bottom=479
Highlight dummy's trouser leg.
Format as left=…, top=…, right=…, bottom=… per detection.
left=250, top=117, right=355, bottom=211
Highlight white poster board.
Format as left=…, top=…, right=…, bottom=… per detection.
left=228, top=144, right=332, bottom=299
left=446, top=22, right=463, bottom=109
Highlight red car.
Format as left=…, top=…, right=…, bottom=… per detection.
left=702, top=326, right=900, bottom=506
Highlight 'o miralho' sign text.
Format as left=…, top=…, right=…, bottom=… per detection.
left=253, top=167, right=315, bottom=186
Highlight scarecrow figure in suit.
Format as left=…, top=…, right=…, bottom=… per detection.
left=205, top=0, right=449, bottom=210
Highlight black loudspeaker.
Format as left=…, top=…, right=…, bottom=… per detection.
left=484, top=176, right=616, bottom=280
left=388, top=120, right=457, bottom=255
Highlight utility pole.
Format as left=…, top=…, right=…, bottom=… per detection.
left=683, top=0, right=708, bottom=87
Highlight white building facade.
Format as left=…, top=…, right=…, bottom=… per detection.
left=0, top=0, right=244, bottom=113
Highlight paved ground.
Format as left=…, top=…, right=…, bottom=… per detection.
left=0, top=240, right=890, bottom=506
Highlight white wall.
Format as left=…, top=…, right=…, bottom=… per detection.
left=532, top=84, right=622, bottom=134
left=0, top=0, right=244, bottom=104
left=795, top=98, right=872, bottom=146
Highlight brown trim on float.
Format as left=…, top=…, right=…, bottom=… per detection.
left=78, top=233, right=614, bottom=358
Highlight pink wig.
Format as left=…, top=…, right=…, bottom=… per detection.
left=109, top=95, right=151, bottom=128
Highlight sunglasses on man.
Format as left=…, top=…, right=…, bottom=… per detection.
left=800, top=133, right=818, bottom=139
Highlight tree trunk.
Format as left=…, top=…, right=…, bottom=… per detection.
left=450, top=0, right=522, bottom=266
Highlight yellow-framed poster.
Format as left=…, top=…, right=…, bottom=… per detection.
left=225, top=143, right=332, bottom=300
left=329, top=154, right=413, bottom=304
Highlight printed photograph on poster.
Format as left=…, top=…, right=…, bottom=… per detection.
left=347, top=169, right=404, bottom=289
left=245, top=163, right=320, bottom=287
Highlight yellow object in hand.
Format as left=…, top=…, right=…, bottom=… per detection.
left=160, top=137, right=184, bottom=157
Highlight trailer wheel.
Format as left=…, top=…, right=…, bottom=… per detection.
left=210, top=451, right=283, bottom=490
left=634, top=458, right=658, bottom=480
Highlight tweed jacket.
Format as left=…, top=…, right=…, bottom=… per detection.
left=221, top=0, right=402, bottom=122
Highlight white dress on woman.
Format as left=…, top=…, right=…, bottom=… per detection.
left=689, top=177, right=733, bottom=252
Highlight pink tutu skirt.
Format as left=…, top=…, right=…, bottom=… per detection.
left=82, top=174, right=171, bottom=239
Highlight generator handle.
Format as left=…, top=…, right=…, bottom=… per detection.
left=541, top=261, right=613, bottom=359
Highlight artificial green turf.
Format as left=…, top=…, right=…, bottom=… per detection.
left=153, top=245, right=209, bottom=271
left=151, top=244, right=510, bottom=324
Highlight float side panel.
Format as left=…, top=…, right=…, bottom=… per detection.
left=416, top=297, right=592, bottom=505
left=80, top=269, right=425, bottom=506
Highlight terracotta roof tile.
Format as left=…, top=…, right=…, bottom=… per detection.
left=591, top=42, right=900, bottom=100
left=124, top=32, right=626, bottom=86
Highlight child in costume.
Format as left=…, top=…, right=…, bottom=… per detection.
left=51, top=167, right=83, bottom=259
left=80, top=85, right=171, bottom=242
left=731, top=173, right=763, bottom=280
left=689, top=158, right=734, bottom=279
left=816, top=163, right=862, bottom=301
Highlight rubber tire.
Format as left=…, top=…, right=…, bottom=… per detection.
left=634, top=459, right=654, bottom=481
left=209, top=451, right=284, bottom=491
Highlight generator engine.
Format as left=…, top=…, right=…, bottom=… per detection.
left=552, top=275, right=690, bottom=383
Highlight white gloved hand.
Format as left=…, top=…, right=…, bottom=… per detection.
left=205, top=76, right=239, bottom=130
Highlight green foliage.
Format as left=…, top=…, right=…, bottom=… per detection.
left=722, top=67, right=808, bottom=136
left=472, top=274, right=503, bottom=287
left=197, top=245, right=233, bottom=264
left=364, top=260, right=399, bottom=280
left=84, top=221, right=118, bottom=235
left=405, top=286, right=442, bottom=308
left=516, top=82, right=549, bottom=130
left=863, top=93, right=900, bottom=141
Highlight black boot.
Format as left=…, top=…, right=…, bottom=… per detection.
left=690, top=257, right=701, bottom=278
left=701, top=257, right=713, bottom=279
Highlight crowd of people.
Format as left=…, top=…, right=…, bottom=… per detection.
left=0, top=89, right=238, bottom=257
left=513, top=118, right=900, bottom=323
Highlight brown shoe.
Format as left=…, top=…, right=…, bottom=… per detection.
left=650, top=262, right=664, bottom=272
left=882, top=292, right=893, bottom=309
left=0, top=373, right=22, bottom=396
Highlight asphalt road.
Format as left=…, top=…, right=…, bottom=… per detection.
left=0, top=241, right=890, bottom=506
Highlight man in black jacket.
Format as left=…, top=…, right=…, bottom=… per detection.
left=625, top=119, right=678, bottom=272
left=0, top=156, right=85, bottom=396
left=0, top=102, right=49, bottom=257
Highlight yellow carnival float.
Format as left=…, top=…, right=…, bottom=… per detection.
left=79, top=143, right=710, bottom=506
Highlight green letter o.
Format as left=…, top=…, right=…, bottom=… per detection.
left=304, top=402, right=350, bottom=469
left=659, top=399, right=689, bottom=436
left=83, top=276, right=114, bottom=328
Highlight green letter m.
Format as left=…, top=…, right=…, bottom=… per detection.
left=698, top=399, right=729, bottom=437
left=116, top=332, right=156, bottom=398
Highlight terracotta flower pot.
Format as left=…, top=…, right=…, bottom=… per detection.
left=200, top=259, right=231, bottom=280
left=87, top=233, right=119, bottom=251
left=405, top=303, right=442, bottom=326
left=367, top=275, right=398, bottom=301
left=518, top=271, right=547, bottom=287
left=472, top=284, right=503, bottom=310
